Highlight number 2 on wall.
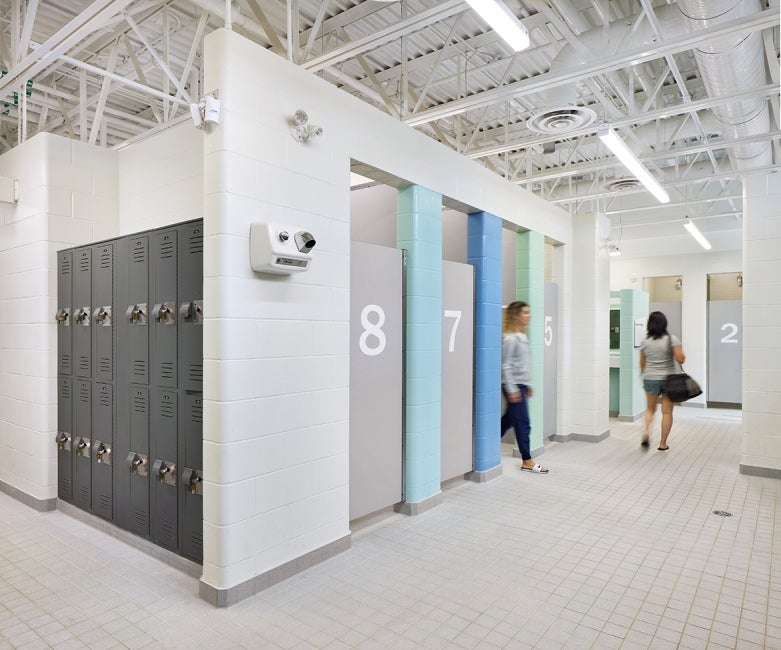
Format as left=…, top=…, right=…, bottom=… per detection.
left=720, top=322, right=739, bottom=344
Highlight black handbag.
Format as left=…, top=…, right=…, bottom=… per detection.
left=662, top=335, right=702, bottom=402
left=663, top=372, right=702, bottom=402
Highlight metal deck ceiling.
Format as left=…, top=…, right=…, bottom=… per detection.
left=0, top=0, right=778, bottom=256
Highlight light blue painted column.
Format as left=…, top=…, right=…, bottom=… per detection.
left=619, top=289, right=649, bottom=421
left=467, top=212, right=503, bottom=479
left=397, top=185, right=442, bottom=514
left=515, top=231, right=545, bottom=455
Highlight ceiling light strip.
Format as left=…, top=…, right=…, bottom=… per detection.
left=683, top=217, right=712, bottom=250
left=597, top=123, right=670, bottom=204
left=464, top=0, right=530, bottom=51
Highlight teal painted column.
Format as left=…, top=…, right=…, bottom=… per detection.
left=619, top=289, right=650, bottom=421
left=397, top=185, right=442, bottom=507
left=467, top=212, right=502, bottom=474
left=515, top=231, right=545, bottom=454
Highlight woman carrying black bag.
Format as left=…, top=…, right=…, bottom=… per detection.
left=639, top=311, right=686, bottom=451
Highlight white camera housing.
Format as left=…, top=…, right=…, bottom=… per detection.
left=250, top=222, right=315, bottom=274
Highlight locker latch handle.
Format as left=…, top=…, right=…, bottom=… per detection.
left=55, top=308, right=70, bottom=325
left=94, top=306, right=112, bottom=326
left=95, top=441, right=111, bottom=464
left=152, top=459, right=177, bottom=486
left=127, top=452, right=149, bottom=477
left=75, top=437, right=90, bottom=457
left=183, top=468, right=203, bottom=495
left=153, top=302, right=176, bottom=325
left=74, top=307, right=91, bottom=326
left=55, top=432, right=71, bottom=450
left=181, top=300, right=204, bottom=324
left=127, top=304, right=148, bottom=324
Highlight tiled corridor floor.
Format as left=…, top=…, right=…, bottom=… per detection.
left=1, top=407, right=779, bottom=649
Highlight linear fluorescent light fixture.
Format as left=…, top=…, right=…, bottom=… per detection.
left=597, top=123, right=670, bottom=204
left=683, top=216, right=712, bottom=250
left=465, top=0, right=530, bottom=51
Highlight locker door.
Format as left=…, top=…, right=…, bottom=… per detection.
left=151, top=389, right=178, bottom=551
left=181, top=393, right=203, bottom=563
left=128, top=386, right=150, bottom=538
left=73, top=380, right=92, bottom=511
left=151, top=230, right=178, bottom=388
left=178, top=222, right=203, bottom=392
left=92, top=382, right=113, bottom=521
left=126, top=236, right=149, bottom=385
left=93, top=243, right=114, bottom=382
left=73, top=247, right=92, bottom=378
left=56, top=378, right=73, bottom=501
left=56, top=251, right=73, bottom=375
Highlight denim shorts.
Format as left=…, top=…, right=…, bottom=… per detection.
left=643, top=379, right=664, bottom=396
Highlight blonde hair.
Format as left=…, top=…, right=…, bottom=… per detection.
left=503, top=301, right=529, bottom=334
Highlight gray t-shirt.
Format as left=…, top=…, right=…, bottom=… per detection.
left=502, top=332, right=530, bottom=389
left=640, top=334, right=681, bottom=379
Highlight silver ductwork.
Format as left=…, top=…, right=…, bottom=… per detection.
left=538, top=0, right=771, bottom=172
left=676, top=0, right=771, bottom=169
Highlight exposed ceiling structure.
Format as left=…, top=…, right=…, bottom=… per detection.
left=0, top=0, right=778, bottom=257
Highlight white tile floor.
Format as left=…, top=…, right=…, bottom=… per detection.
left=1, top=407, right=779, bottom=649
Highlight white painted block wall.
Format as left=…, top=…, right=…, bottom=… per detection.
left=0, top=133, right=118, bottom=501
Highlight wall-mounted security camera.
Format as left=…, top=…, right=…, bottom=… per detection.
left=250, top=222, right=316, bottom=274
left=189, top=92, right=220, bottom=129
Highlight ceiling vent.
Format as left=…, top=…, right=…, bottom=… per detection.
left=603, top=178, right=642, bottom=193
left=526, top=106, right=596, bottom=134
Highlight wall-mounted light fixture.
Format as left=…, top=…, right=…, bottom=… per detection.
left=675, top=277, right=682, bottom=291
left=290, top=109, right=324, bottom=143
left=737, top=273, right=743, bottom=287
left=597, top=123, right=669, bottom=204
left=464, top=0, right=530, bottom=51
left=683, top=216, right=712, bottom=250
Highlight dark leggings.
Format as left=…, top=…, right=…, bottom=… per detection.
left=501, top=384, right=531, bottom=460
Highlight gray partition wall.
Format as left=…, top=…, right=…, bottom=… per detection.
left=707, top=300, right=742, bottom=406
left=56, top=219, right=203, bottom=563
left=441, top=260, right=474, bottom=481
left=349, top=242, right=404, bottom=520
left=543, top=282, right=558, bottom=439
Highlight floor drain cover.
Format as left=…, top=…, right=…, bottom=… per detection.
left=713, top=510, right=733, bottom=517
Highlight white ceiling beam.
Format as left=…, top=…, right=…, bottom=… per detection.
left=405, top=8, right=779, bottom=126
left=18, top=0, right=39, bottom=59
left=89, top=38, right=120, bottom=145
left=303, top=1, right=465, bottom=73
left=0, top=0, right=136, bottom=101
left=122, top=35, right=163, bottom=125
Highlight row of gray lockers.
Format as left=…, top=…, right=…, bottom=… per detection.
left=55, top=219, right=204, bottom=564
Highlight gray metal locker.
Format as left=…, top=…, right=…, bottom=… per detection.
left=181, top=393, right=203, bottom=563
left=126, top=236, right=149, bottom=384
left=151, top=230, right=178, bottom=388
left=92, top=382, right=113, bottom=521
left=93, top=243, right=114, bottom=382
left=113, top=237, right=131, bottom=531
left=73, top=248, right=92, bottom=378
left=56, top=251, right=73, bottom=375
left=73, top=379, right=92, bottom=511
left=56, top=377, right=73, bottom=501
left=178, top=222, right=203, bottom=392
left=128, top=386, right=150, bottom=538
left=151, top=389, right=178, bottom=551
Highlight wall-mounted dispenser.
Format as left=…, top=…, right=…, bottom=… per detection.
left=249, top=222, right=316, bottom=274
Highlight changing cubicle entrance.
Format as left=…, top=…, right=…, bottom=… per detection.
left=441, top=260, right=474, bottom=481
left=349, top=242, right=404, bottom=520
left=707, top=273, right=742, bottom=407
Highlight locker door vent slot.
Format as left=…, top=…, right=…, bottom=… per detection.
left=79, top=257, right=90, bottom=272
left=98, top=358, right=112, bottom=375
left=60, top=355, right=72, bottom=372
left=190, top=400, right=203, bottom=422
left=60, top=258, right=72, bottom=274
left=160, top=241, right=175, bottom=258
left=76, top=486, right=90, bottom=508
left=159, top=520, right=176, bottom=548
left=159, top=363, right=175, bottom=381
left=188, top=365, right=203, bottom=384
left=133, top=509, right=148, bottom=531
left=78, top=357, right=90, bottom=374
left=99, top=391, right=111, bottom=408
left=132, top=361, right=147, bottom=378
left=188, top=232, right=203, bottom=253
left=160, top=401, right=175, bottom=418
left=79, top=384, right=90, bottom=402
left=99, top=250, right=112, bottom=268
left=59, top=383, right=72, bottom=400
left=191, top=532, right=203, bottom=554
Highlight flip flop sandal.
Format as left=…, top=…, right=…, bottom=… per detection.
left=521, top=464, right=549, bottom=474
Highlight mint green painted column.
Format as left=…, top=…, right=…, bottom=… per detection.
left=397, top=185, right=442, bottom=514
left=619, top=289, right=649, bottom=421
left=515, top=231, right=545, bottom=455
